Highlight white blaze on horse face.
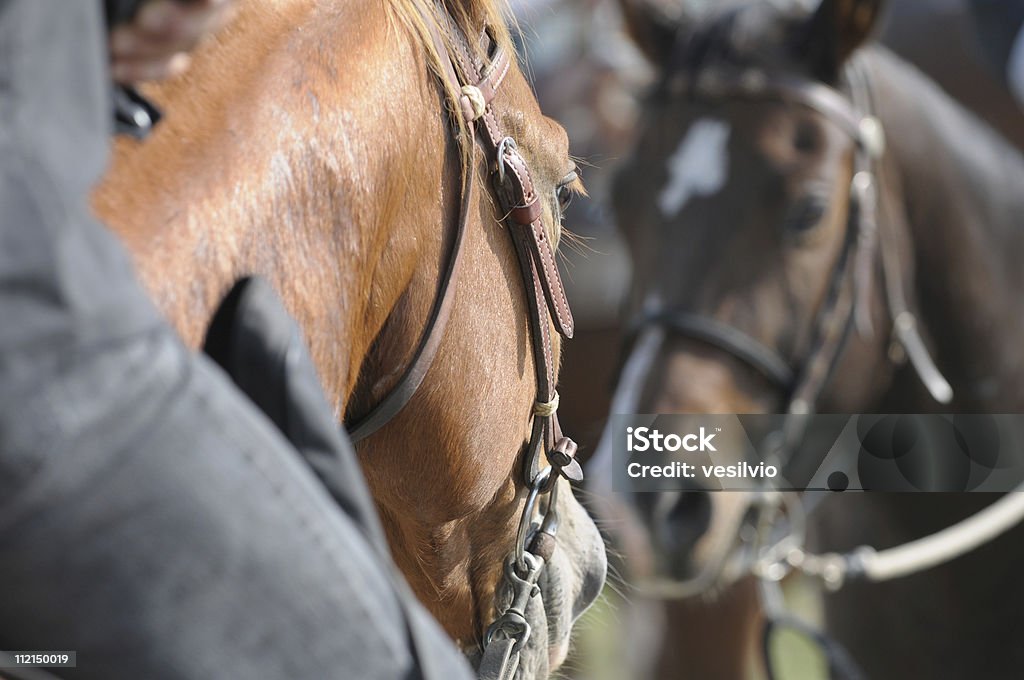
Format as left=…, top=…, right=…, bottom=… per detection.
left=657, top=118, right=731, bottom=219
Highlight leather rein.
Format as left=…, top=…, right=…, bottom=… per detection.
left=344, top=8, right=581, bottom=680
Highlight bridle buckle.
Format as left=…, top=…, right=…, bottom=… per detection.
left=495, top=136, right=517, bottom=185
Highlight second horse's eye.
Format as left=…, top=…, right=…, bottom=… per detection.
left=556, top=170, right=578, bottom=214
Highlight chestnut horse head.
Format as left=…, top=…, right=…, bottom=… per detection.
left=95, top=0, right=606, bottom=675
left=592, top=0, right=897, bottom=588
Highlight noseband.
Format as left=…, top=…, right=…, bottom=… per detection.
left=629, top=59, right=953, bottom=472
left=344, top=8, right=582, bottom=680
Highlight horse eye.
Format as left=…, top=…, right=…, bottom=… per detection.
left=556, top=170, right=578, bottom=215
left=785, top=195, right=828, bottom=233
left=793, top=121, right=820, bottom=154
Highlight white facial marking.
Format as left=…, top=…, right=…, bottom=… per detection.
left=657, top=118, right=731, bottom=219
left=588, top=325, right=666, bottom=494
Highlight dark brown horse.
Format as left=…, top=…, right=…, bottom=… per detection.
left=592, top=0, right=1024, bottom=677
left=94, top=0, right=606, bottom=676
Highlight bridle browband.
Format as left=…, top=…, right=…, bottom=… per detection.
left=344, top=8, right=582, bottom=680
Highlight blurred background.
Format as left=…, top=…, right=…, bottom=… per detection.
left=515, top=0, right=1023, bottom=460
left=504, top=0, right=1024, bottom=677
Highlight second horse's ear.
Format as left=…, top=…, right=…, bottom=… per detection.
left=796, top=0, right=885, bottom=82
left=617, top=0, right=689, bottom=68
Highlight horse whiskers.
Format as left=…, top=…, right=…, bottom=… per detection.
left=602, top=577, right=631, bottom=604
left=556, top=230, right=594, bottom=260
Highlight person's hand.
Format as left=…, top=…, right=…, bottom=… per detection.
left=109, top=0, right=235, bottom=84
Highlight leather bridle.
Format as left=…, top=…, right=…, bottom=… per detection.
left=344, top=8, right=581, bottom=680
left=627, top=58, right=952, bottom=475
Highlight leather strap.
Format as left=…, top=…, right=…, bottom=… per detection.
left=477, top=637, right=518, bottom=680
left=346, top=14, right=503, bottom=443
left=443, top=17, right=577, bottom=485
left=483, top=109, right=575, bottom=340
left=438, top=18, right=574, bottom=340
left=343, top=14, right=583, bottom=675
left=424, top=14, right=584, bottom=674
left=347, top=137, right=475, bottom=444
left=633, top=311, right=795, bottom=389
left=328, top=11, right=587, bottom=680
left=673, top=68, right=882, bottom=154
left=350, top=6, right=580, bottom=488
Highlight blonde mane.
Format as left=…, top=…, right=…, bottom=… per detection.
left=384, top=0, right=515, bottom=157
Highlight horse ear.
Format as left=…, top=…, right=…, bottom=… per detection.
left=798, top=0, right=885, bottom=81
left=617, top=0, right=687, bottom=67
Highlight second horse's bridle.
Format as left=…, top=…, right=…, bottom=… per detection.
left=343, top=8, right=582, bottom=680
left=628, top=58, right=953, bottom=476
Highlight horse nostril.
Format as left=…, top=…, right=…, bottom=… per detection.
left=650, top=490, right=712, bottom=575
